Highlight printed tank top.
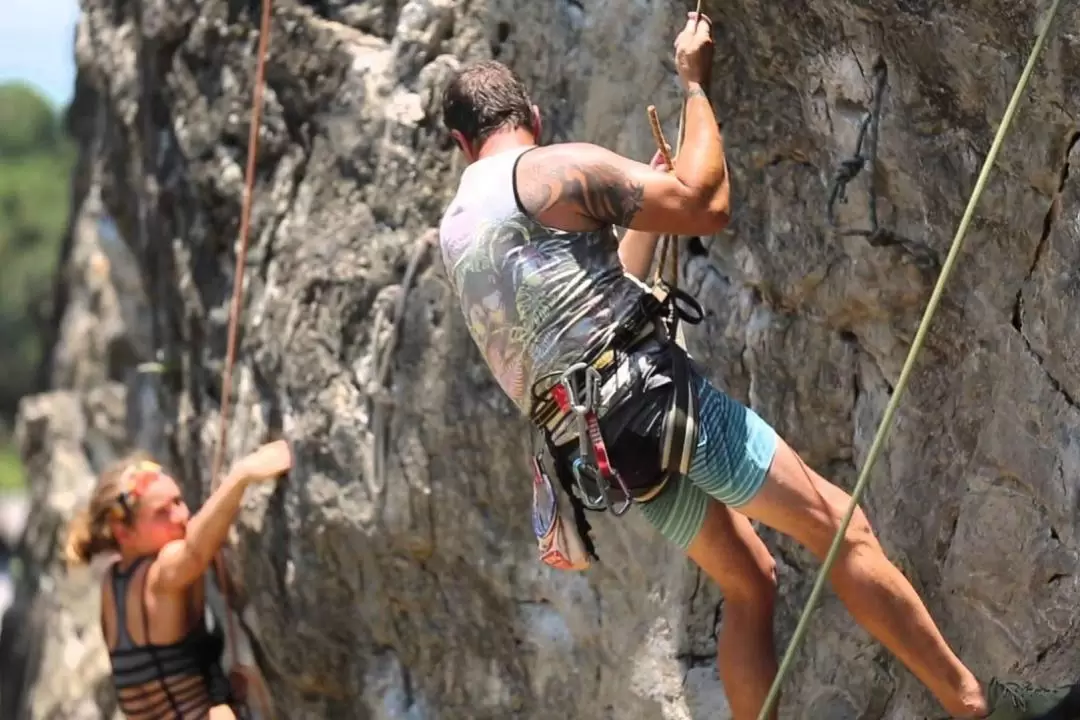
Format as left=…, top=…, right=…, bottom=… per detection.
left=438, top=145, right=651, bottom=420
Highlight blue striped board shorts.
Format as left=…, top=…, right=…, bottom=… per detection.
left=636, top=373, right=778, bottom=549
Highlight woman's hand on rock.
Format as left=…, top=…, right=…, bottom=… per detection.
left=231, top=440, right=293, bottom=484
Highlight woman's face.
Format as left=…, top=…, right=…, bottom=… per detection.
left=122, top=474, right=190, bottom=554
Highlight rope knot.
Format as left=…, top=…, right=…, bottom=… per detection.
left=826, top=59, right=888, bottom=231
left=830, top=156, right=867, bottom=208
left=835, top=156, right=865, bottom=183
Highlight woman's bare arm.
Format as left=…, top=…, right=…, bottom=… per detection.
left=147, top=440, right=291, bottom=594
left=147, top=470, right=251, bottom=594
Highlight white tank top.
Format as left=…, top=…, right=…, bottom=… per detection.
left=438, top=145, right=651, bottom=420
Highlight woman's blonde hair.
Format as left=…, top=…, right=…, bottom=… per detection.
left=64, top=450, right=157, bottom=568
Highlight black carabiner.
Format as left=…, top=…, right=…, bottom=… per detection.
left=669, top=286, right=705, bottom=326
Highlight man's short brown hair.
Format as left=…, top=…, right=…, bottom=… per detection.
left=441, top=60, right=536, bottom=145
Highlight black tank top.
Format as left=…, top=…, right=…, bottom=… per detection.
left=106, top=556, right=231, bottom=719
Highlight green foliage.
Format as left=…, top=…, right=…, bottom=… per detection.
left=0, top=82, right=74, bottom=485
left=0, top=439, right=23, bottom=492
left=0, top=83, right=62, bottom=158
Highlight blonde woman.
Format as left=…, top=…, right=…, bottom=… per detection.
left=65, top=440, right=291, bottom=719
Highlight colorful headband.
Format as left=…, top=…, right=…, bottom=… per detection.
left=109, top=460, right=163, bottom=522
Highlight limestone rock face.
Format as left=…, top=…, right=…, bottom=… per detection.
left=9, top=0, right=1080, bottom=719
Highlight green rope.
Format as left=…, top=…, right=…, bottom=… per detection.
left=754, top=3, right=1065, bottom=718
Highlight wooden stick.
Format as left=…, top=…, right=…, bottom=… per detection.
left=646, top=105, right=675, bottom=169
left=646, top=104, right=677, bottom=287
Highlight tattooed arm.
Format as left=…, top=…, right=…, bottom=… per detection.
left=515, top=83, right=729, bottom=237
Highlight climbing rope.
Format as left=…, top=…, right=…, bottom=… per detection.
left=755, top=3, right=1065, bottom=718
left=210, top=0, right=273, bottom=494
left=206, top=0, right=274, bottom=717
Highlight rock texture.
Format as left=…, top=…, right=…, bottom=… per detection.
left=9, top=0, right=1080, bottom=718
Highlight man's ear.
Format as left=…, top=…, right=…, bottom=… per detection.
left=531, top=104, right=543, bottom=143
left=449, top=130, right=478, bottom=163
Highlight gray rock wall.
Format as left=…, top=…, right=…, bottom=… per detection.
left=7, top=0, right=1080, bottom=718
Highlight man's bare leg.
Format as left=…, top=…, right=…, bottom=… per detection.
left=736, top=436, right=988, bottom=718
left=687, top=500, right=780, bottom=720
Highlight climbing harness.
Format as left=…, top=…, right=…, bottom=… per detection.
left=526, top=4, right=710, bottom=570
left=755, top=2, right=1065, bottom=718
left=527, top=276, right=705, bottom=568
left=826, top=57, right=889, bottom=243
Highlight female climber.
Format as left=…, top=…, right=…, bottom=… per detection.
left=64, top=439, right=292, bottom=719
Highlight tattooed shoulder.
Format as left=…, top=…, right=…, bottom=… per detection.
left=517, top=149, right=645, bottom=228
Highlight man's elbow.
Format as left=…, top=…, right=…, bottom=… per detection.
left=689, top=190, right=730, bottom=235
left=702, top=204, right=730, bottom=235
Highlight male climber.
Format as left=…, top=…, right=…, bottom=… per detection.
left=437, top=12, right=1079, bottom=720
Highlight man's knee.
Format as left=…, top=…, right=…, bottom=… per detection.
left=727, top=550, right=778, bottom=606
left=809, top=504, right=880, bottom=562
left=713, top=533, right=778, bottom=605
left=687, top=505, right=779, bottom=605
left=766, top=440, right=881, bottom=559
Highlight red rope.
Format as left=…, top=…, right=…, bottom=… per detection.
left=208, top=0, right=274, bottom=716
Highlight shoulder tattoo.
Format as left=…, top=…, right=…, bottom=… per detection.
left=518, top=156, right=645, bottom=228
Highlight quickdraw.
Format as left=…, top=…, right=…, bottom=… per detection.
left=550, top=363, right=634, bottom=515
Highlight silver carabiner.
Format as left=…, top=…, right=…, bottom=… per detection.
left=558, top=363, right=591, bottom=415
left=559, top=363, right=602, bottom=416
